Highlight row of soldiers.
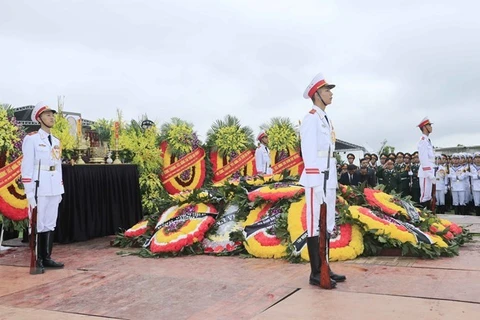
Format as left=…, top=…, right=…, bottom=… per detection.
left=340, top=151, right=480, bottom=216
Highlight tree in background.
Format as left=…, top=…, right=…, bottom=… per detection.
left=382, top=145, right=395, bottom=155
left=91, top=118, right=113, bottom=146
left=51, top=109, right=76, bottom=160
left=119, top=118, right=164, bottom=215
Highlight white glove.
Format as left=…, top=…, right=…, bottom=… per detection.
left=431, top=178, right=436, bottom=185
left=27, top=196, right=37, bottom=208
left=313, top=186, right=326, bottom=204
left=408, top=170, right=413, bottom=176
left=444, top=189, right=448, bottom=195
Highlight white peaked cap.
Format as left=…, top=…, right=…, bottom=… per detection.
left=417, top=117, right=432, bottom=128
left=31, top=101, right=56, bottom=123
left=303, top=73, right=335, bottom=99
left=257, top=130, right=267, bottom=141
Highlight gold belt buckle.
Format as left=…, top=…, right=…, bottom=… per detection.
left=49, top=166, right=55, bottom=171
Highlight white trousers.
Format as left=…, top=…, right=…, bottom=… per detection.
left=29, top=195, right=62, bottom=233
left=452, top=191, right=465, bottom=206
left=473, top=191, right=480, bottom=207
left=465, top=189, right=472, bottom=203
left=419, top=177, right=433, bottom=202
left=435, top=190, right=445, bottom=206
left=305, top=187, right=335, bottom=236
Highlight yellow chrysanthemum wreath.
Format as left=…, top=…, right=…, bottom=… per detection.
left=287, top=198, right=363, bottom=261
left=243, top=202, right=287, bottom=259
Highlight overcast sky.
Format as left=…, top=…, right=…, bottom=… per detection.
left=1, top=0, right=479, bottom=153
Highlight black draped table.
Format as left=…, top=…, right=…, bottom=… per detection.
left=54, top=164, right=143, bottom=243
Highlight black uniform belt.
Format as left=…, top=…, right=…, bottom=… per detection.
left=35, top=165, right=57, bottom=171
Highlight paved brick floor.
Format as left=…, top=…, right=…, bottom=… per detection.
left=0, top=214, right=479, bottom=320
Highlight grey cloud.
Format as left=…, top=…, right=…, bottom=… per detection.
left=1, top=0, right=479, bottom=154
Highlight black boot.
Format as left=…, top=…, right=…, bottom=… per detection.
left=327, top=234, right=346, bottom=282
left=475, top=207, right=480, bottom=216
left=33, top=232, right=46, bottom=273
left=459, top=205, right=465, bottom=215
left=306, top=236, right=336, bottom=288
left=43, top=231, right=64, bottom=268
left=22, top=227, right=29, bottom=243
left=420, top=201, right=431, bottom=210
left=329, top=267, right=346, bottom=282
left=454, top=206, right=459, bottom=215
left=425, top=200, right=431, bottom=211
left=466, top=204, right=473, bottom=215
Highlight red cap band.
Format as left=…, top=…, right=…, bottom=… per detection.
left=35, top=106, right=48, bottom=120
left=307, top=80, right=326, bottom=98
left=418, top=119, right=430, bottom=128
left=257, top=132, right=267, bottom=141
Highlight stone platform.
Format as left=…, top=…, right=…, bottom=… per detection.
left=0, top=215, right=479, bottom=320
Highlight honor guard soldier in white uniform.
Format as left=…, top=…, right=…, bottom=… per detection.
left=434, top=155, right=448, bottom=213
left=417, top=117, right=436, bottom=209
left=254, top=131, right=272, bottom=175
left=470, top=152, right=480, bottom=216
left=21, top=102, right=65, bottom=272
left=300, top=72, right=345, bottom=288
left=448, top=153, right=467, bottom=214
left=461, top=153, right=473, bottom=212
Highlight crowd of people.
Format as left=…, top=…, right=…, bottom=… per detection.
left=252, top=71, right=479, bottom=289
left=336, top=151, right=480, bottom=216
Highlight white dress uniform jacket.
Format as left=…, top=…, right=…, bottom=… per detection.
left=417, top=134, right=435, bottom=203
left=417, top=134, right=435, bottom=179
left=255, top=144, right=272, bottom=174
left=435, top=164, right=447, bottom=205
left=471, top=164, right=480, bottom=192
left=435, top=165, right=448, bottom=191
left=299, top=105, right=337, bottom=235
left=21, top=129, right=64, bottom=198
left=470, top=164, right=480, bottom=206
left=448, top=166, right=467, bottom=192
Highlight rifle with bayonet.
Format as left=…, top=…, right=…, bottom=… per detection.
left=318, top=145, right=332, bottom=289
left=30, top=160, right=42, bottom=274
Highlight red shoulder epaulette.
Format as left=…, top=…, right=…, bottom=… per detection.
left=28, top=131, right=37, bottom=136
left=421, top=137, right=425, bottom=140
left=309, top=109, right=316, bottom=114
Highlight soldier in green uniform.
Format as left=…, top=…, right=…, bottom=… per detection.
left=377, top=154, right=388, bottom=186
left=395, top=152, right=410, bottom=197
left=410, top=151, right=421, bottom=204
left=394, top=152, right=404, bottom=168
left=380, top=154, right=388, bottom=166
left=377, top=159, right=400, bottom=194
left=388, top=153, right=396, bottom=162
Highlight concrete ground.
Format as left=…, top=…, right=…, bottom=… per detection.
left=0, top=214, right=479, bottom=320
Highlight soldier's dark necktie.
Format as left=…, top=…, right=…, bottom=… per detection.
left=325, top=115, right=330, bottom=125
left=48, top=134, right=52, bottom=146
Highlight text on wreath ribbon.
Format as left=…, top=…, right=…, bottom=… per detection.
left=272, top=152, right=303, bottom=174
left=213, top=149, right=255, bottom=182
left=161, top=148, right=205, bottom=182
left=0, top=156, right=23, bottom=190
